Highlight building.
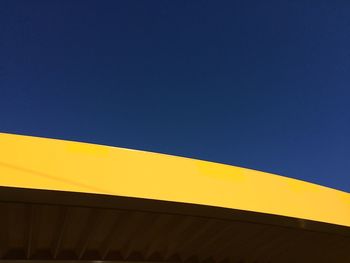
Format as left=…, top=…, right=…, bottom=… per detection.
left=0, top=133, right=349, bottom=262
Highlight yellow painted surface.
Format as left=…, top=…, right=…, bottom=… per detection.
left=0, top=132, right=349, bottom=227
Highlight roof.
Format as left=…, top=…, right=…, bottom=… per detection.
left=0, top=132, right=349, bottom=262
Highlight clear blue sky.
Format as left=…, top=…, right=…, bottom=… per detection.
left=1, top=1, right=349, bottom=192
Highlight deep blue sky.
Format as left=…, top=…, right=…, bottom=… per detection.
left=1, top=1, right=349, bottom=192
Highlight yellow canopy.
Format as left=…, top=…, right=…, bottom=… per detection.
left=0, top=132, right=349, bottom=227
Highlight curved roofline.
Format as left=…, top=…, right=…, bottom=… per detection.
left=0, top=132, right=349, bottom=228
left=2, top=131, right=347, bottom=194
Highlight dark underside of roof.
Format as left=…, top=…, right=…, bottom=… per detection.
left=0, top=187, right=349, bottom=263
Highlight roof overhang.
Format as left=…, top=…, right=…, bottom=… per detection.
left=0, top=133, right=349, bottom=262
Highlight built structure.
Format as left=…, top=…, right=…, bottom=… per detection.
left=0, top=133, right=349, bottom=262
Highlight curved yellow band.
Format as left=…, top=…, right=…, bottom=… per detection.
left=0, top=132, right=349, bottom=227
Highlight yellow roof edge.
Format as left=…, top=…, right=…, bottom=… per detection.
left=2, top=131, right=346, bottom=195
left=0, top=132, right=349, bottom=227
